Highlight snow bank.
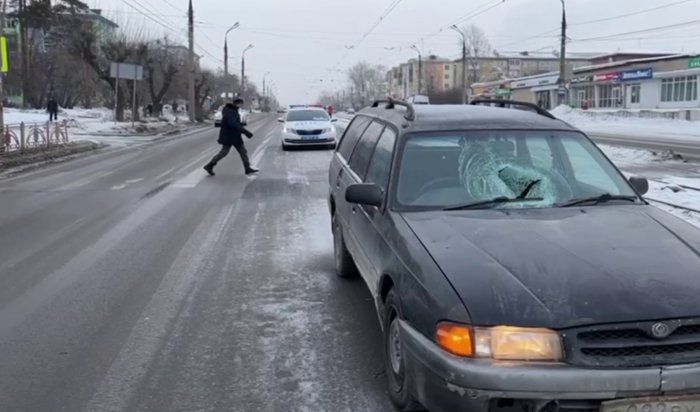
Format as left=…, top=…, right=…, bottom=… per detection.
left=599, top=143, right=700, bottom=228
left=551, top=105, right=700, bottom=142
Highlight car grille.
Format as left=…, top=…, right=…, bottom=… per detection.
left=562, top=319, right=700, bottom=367
left=296, top=129, right=324, bottom=136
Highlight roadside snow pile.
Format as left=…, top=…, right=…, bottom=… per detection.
left=4, top=107, right=192, bottom=143
left=551, top=105, right=700, bottom=141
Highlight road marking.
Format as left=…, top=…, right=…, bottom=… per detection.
left=250, top=129, right=276, bottom=168
left=83, top=205, right=239, bottom=412
left=171, top=164, right=208, bottom=188
left=154, top=167, right=175, bottom=181
left=111, top=177, right=144, bottom=190
left=54, top=170, right=114, bottom=191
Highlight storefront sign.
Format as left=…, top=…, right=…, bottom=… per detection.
left=571, top=75, right=592, bottom=84
left=593, top=72, right=621, bottom=82
left=494, top=88, right=511, bottom=96
left=689, top=57, right=700, bottom=69
left=512, top=74, right=559, bottom=89
left=621, top=68, right=653, bottom=81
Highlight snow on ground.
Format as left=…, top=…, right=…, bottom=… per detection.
left=4, top=107, right=192, bottom=146
left=551, top=105, right=700, bottom=142
left=599, top=143, right=700, bottom=228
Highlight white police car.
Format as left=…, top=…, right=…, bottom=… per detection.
left=278, top=107, right=338, bottom=150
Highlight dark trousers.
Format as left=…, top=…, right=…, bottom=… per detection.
left=208, top=143, right=250, bottom=170
left=49, top=111, right=57, bottom=121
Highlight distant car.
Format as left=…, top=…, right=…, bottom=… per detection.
left=278, top=107, right=338, bottom=150
left=406, top=94, right=430, bottom=104
left=347, top=108, right=356, bottom=114
left=239, top=108, right=249, bottom=126
left=213, top=105, right=224, bottom=127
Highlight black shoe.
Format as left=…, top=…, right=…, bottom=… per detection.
left=245, top=167, right=259, bottom=175
left=203, top=165, right=215, bottom=176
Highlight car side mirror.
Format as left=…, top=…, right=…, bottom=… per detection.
left=331, top=118, right=338, bottom=122
left=277, top=118, right=284, bottom=123
left=629, top=176, right=649, bottom=195
left=346, top=184, right=383, bottom=207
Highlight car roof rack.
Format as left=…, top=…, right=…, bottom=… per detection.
left=371, top=98, right=415, bottom=121
left=469, top=99, right=556, bottom=120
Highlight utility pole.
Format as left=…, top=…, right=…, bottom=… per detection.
left=187, top=0, right=195, bottom=121
left=558, top=0, right=567, bottom=105
left=451, top=25, right=467, bottom=104
left=410, top=45, right=422, bottom=95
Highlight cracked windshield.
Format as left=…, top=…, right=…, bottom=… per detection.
left=2, top=0, right=700, bottom=411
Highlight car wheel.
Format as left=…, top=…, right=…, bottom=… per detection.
left=332, top=214, right=358, bottom=279
left=384, top=289, right=424, bottom=411
left=282, top=143, right=290, bottom=151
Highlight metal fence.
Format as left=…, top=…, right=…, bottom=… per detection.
left=0, top=121, right=70, bottom=154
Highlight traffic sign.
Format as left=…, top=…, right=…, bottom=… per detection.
left=1, top=36, right=9, bottom=73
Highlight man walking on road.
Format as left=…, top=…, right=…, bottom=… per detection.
left=204, top=98, right=258, bottom=176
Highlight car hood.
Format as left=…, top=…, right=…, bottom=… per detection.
left=401, top=206, right=700, bottom=329
left=285, top=121, right=331, bottom=130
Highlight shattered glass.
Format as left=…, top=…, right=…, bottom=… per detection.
left=457, top=137, right=570, bottom=207
left=397, top=131, right=636, bottom=209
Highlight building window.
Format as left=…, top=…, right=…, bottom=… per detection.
left=598, top=84, right=623, bottom=108
left=444, top=83, right=450, bottom=89
left=536, top=91, right=551, bottom=110
left=444, top=73, right=450, bottom=79
left=445, top=64, right=451, bottom=70
left=661, top=76, right=698, bottom=102
left=573, top=86, right=595, bottom=108
left=630, top=84, right=640, bottom=104
left=538, top=61, right=552, bottom=70
left=508, top=59, right=521, bottom=67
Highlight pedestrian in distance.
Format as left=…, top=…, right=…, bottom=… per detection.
left=47, top=97, right=59, bottom=122
left=204, top=98, right=258, bottom=176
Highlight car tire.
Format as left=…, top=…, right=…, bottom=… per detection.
left=282, top=143, right=290, bottom=151
left=332, top=214, right=358, bottom=279
left=383, top=289, right=424, bottom=411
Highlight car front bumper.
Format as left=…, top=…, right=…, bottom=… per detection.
left=401, top=320, right=700, bottom=412
left=283, top=132, right=336, bottom=146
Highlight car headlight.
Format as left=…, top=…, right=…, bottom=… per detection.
left=283, top=127, right=296, bottom=134
left=436, top=322, right=563, bottom=361
left=322, top=127, right=336, bottom=134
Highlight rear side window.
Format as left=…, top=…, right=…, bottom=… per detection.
left=338, top=116, right=370, bottom=160
left=365, top=127, right=397, bottom=190
left=348, top=121, right=384, bottom=178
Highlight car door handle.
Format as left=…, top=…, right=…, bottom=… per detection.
left=351, top=206, right=357, bottom=214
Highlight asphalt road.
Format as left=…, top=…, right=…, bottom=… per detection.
left=0, top=115, right=395, bottom=412
left=586, top=132, right=700, bottom=161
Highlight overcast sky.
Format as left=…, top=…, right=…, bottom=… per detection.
left=88, top=0, right=700, bottom=105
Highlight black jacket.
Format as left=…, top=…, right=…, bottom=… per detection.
left=47, top=100, right=58, bottom=113
left=218, top=106, right=252, bottom=146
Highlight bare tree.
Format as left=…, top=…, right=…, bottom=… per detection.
left=144, top=38, right=182, bottom=116
left=347, top=62, right=387, bottom=108
left=459, top=24, right=492, bottom=86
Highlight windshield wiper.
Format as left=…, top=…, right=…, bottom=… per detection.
left=443, top=196, right=544, bottom=211
left=516, top=179, right=541, bottom=199
left=558, top=193, right=639, bottom=208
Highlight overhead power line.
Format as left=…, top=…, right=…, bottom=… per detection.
left=572, top=17, right=700, bottom=43
left=570, top=0, right=695, bottom=27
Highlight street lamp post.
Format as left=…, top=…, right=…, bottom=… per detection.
left=262, top=71, right=271, bottom=111
left=451, top=25, right=467, bottom=104
left=410, top=45, right=422, bottom=95
left=241, top=44, right=254, bottom=97
left=223, top=22, right=240, bottom=80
